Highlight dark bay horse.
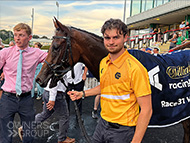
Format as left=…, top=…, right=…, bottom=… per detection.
left=36, top=18, right=108, bottom=88
left=36, top=18, right=190, bottom=143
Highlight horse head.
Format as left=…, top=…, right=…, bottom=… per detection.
left=36, top=17, right=108, bottom=88
left=36, top=17, right=77, bottom=87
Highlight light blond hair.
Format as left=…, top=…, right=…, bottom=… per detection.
left=13, top=23, right=32, bottom=36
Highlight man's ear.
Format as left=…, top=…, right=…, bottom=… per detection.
left=124, top=34, right=128, bottom=43
left=29, top=35, right=33, bottom=40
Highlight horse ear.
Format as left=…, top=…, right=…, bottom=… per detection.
left=53, top=17, right=70, bottom=35
left=53, top=17, right=59, bottom=29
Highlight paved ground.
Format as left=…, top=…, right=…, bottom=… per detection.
left=12, top=96, right=184, bottom=143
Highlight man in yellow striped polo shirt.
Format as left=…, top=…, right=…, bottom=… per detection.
left=68, top=18, right=152, bottom=143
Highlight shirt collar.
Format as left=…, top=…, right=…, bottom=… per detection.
left=106, top=50, right=129, bottom=68
left=16, top=45, right=30, bottom=53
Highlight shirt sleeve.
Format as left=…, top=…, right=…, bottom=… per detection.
left=132, top=63, right=151, bottom=97
left=49, top=86, right=58, bottom=101
left=49, top=81, right=58, bottom=101
left=0, top=48, right=7, bottom=69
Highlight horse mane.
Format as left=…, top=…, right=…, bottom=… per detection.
left=70, top=26, right=103, bottom=41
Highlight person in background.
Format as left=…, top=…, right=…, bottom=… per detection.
left=152, top=47, right=160, bottom=56
left=68, top=18, right=152, bottom=143
left=1, top=45, right=5, bottom=49
left=179, top=21, right=185, bottom=30
left=92, top=94, right=100, bottom=119
left=169, top=33, right=178, bottom=49
left=19, top=75, right=75, bottom=143
left=149, top=27, right=154, bottom=33
left=140, top=47, right=146, bottom=52
left=31, top=42, right=44, bottom=99
left=179, top=21, right=186, bottom=36
left=0, top=43, right=4, bottom=99
left=176, top=32, right=187, bottom=46
left=145, top=47, right=152, bottom=54
left=185, top=21, right=190, bottom=39
left=153, top=28, right=158, bottom=42
left=0, top=67, right=4, bottom=99
left=86, top=70, right=101, bottom=119
left=0, top=23, right=47, bottom=143
left=9, top=41, right=15, bottom=47
left=0, top=38, right=3, bottom=50
left=157, top=28, right=162, bottom=42
left=66, top=62, right=88, bottom=117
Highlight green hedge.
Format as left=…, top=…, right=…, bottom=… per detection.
left=41, top=45, right=50, bottom=50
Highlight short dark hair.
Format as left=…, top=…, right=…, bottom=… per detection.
left=101, top=18, right=128, bottom=36
left=154, top=47, right=159, bottom=51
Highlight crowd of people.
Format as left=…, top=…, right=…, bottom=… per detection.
left=133, top=20, right=190, bottom=54
left=138, top=20, right=189, bottom=55
left=0, top=18, right=189, bottom=143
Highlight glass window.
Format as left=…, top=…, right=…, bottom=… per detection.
left=131, top=0, right=141, bottom=16
left=142, top=0, right=146, bottom=13
left=146, top=0, right=153, bottom=11
left=130, top=0, right=170, bottom=16
left=157, top=0, right=163, bottom=7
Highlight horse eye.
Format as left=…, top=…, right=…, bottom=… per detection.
left=52, top=44, right=59, bottom=51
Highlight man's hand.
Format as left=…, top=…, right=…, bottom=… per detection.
left=82, top=74, right=87, bottom=81
left=82, top=66, right=88, bottom=81
left=46, top=100, right=55, bottom=111
left=0, top=72, right=4, bottom=80
left=67, top=91, right=83, bottom=101
left=0, top=90, right=2, bottom=99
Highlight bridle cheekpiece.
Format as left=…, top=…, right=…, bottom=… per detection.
left=45, top=33, right=74, bottom=79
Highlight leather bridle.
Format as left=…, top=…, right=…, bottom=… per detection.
left=45, top=35, right=75, bottom=79
left=44, top=27, right=91, bottom=143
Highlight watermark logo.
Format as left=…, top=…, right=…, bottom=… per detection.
left=7, top=121, right=50, bottom=138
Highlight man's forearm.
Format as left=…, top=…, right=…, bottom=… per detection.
left=84, top=66, right=88, bottom=75
left=84, top=85, right=101, bottom=98
left=131, top=107, right=152, bottom=143
left=0, top=90, right=2, bottom=99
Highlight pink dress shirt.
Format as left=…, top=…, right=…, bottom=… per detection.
left=0, top=45, right=48, bottom=93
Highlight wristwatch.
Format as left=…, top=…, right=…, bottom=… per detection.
left=82, top=91, right=85, bottom=99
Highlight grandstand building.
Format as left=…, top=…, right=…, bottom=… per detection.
left=127, top=0, right=190, bottom=36
left=126, top=0, right=190, bottom=50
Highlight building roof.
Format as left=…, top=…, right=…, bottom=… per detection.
left=126, top=0, right=190, bottom=30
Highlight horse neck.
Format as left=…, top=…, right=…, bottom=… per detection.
left=76, top=35, right=108, bottom=80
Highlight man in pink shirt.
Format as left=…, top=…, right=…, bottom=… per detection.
left=0, top=23, right=47, bottom=143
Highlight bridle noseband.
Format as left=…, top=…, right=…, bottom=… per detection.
left=45, top=34, right=75, bottom=79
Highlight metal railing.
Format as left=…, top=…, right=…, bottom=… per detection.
left=128, top=27, right=190, bottom=49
